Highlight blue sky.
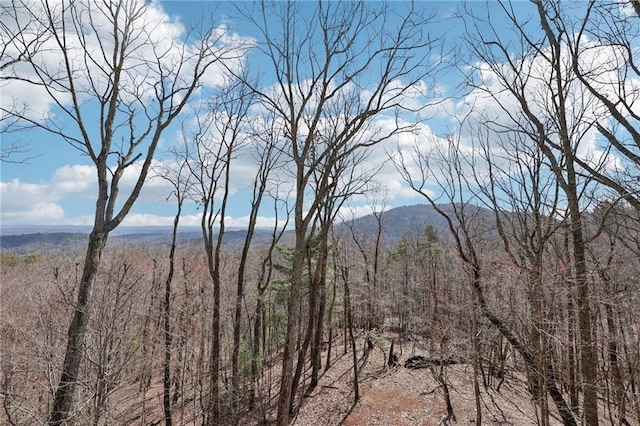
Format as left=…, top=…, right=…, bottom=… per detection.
left=3, top=0, right=606, bottom=229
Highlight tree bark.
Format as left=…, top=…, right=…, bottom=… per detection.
left=276, top=223, right=306, bottom=425
left=343, top=266, right=359, bottom=403
left=163, top=203, right=182, bottom=426
left=48, top=230, right=107, bottom=425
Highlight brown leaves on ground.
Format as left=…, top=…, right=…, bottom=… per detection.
left=293, top=337, right=562, bottom=426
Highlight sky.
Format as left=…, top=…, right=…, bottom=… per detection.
left=1, top=0, right=625, bottom=230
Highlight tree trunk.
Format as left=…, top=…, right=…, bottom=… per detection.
left=558, top=161, right=598, bottom=426
left=163, top=207, right=181, bottom=426
left=595, top=257, right=626, bottom=425
left=249, top=297, right=264, bottom=410
left=276, top=228, right=306, bottom=425
left=325, top=259, right=338, bottom=372
left=48, top=230, right=108, bottom=425
left=291, top=307, right=313, bottom=408
left=470, top=278, right=482, bottom=426
left=566, top=284, right=579, bottom=413
left=205, top=249, right=221, bottom=426
left=310, top=275, right=327, bottom=389
left=343, top=266, right=359, bottom=403
left=304, top=234, right=330, bottom=396
left=531, top=265, right=549, bottom=426
left=533, top=4, right=599, bottom=422
left=233, top=190, right=266, bottom=422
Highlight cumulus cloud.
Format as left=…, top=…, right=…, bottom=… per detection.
left=0, top=178, right=65, bottom=223
left=337, top=204, right=376, bottom=222
left=51, top=165, right=96, bottom=196
left=1, top=0, right=252, bottom=124
left=0, top=154, right=287, bottom=226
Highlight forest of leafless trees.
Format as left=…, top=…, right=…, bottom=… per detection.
left=1, top=1, right=639, bottom=425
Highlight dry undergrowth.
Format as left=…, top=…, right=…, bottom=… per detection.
left=37, top=335, right=565, bottom=425
left=292, top=337, right=563, bottom=426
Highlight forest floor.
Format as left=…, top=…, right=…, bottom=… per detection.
left=291, top=335, right=563, bottom=426
left=109, top=334, right=566, bottom=425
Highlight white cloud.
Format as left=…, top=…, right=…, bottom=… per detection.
left=0, top=178, right=65, bottom=223
left=0, top=156, right=291, bottom=226
left=51, top=165, right=96, bottom=195
left=120, top=213, right=178, bottom=227
left=443, top=37, right=639, bottom=197
left=1, top=0, right=252, bottom=124
left=337, top=204, right=375, bottom=222
left=63, top=214, right=94, bottom=226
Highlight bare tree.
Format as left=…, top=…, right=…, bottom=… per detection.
left=154, top=154, right=194, bottom=426
left=459, top=1, right=615, bottom=422
left=182, top=76, right=254, bottom=425
left=472, top=115, right=566, bottom=425
left=248, top=190, right=291, bottom=416
left=234, top=2, right=443, bottom=422
left=395, top=136, right=486, bottom=425
left=295, top=140, right=379, bottom=399
left=0, top=0, right=49, bottom=72
left=342, top=195, right=388, bottom=338
left=0, top=0, right=50, bottom=163
left=570, top=1, right=640, bottom=212
left=0, top=1, right=233, bottom=422
left=394, top=130, right=578, bottom=425
left=0, top=139, right=39, bottom=163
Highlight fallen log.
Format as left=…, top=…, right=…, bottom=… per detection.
left=404, top=355, right=461, bottom=369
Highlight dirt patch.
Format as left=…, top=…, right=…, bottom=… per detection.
left=293, top=337, right=564, bottom=426
left=343, top=382, right=444, bottom=426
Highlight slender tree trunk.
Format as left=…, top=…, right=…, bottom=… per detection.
left=231, top=242, right=250, bottom=422
left=300, top=234, right=330, bottom=397
left=534, top=4, right=599, bottom=422
left=563, top=179, right=598, bottom=426
left=470, top=275, right=482, bottom=426
left=430, top=257, right=439, bottom=343
left=291, top=241, right=320, bottom=406
left=310, top=274, right=327, bottom=389
left=325, top=258, right=338, bottom=372
left=291, top=307, right=313, bottom=408
left=163, top=206, right=181, bottom=426
left=620, top=319, right=640, bottom=424
left=606, top=303, right=626, bottom=425
left=595, top=259, right=627, bottom=425
left=249, top=297, right=263, bottom=410
left=343, top=266, right=359, bottom=403
left=49, top=230, right=107, bottom=425
left=202, top=218, right=223, bottom=426
left=205, top=244, right=221, bottom=426
left=531, top=264, right=549, bottom=426
left=233, top=189, right=267, bottom=421
left=276, top=228, right=306, bottom=425
left=566, top=278, right=579, bottom=412
left=208, top=282, right=221, bottom=426
left=231, top=279, right=245, bottom=424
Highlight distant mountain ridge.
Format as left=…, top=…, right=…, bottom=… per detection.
left=342, top=204, right=451, bottom=243
left=341, top=203, right=493, bottom=244
left=0, top=232, right=88, bottom=254
left=0, top=204, right=492, bottom=254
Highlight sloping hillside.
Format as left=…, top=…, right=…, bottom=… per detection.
left=292, top=335, right=561, bottom=426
